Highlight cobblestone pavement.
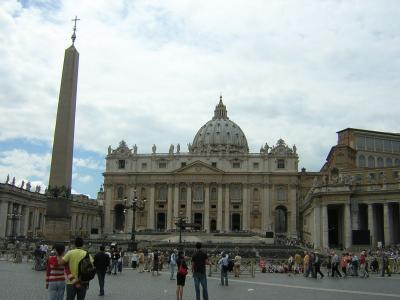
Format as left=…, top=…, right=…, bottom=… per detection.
left=1, top=261, right=400, bottom=300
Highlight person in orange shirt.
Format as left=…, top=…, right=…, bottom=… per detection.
left=303, top=252, right=309, bottom=276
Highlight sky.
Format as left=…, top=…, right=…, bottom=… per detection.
left=0, top=0, right=399, bottom=199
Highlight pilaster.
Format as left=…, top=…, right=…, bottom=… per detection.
left=186, top=184, right=192, bottom=222
left=167, top=184, right=173, bottom=230
left=204, top=184, right=210, bottom=232
left=217, top=184, right=223, bottom=231
left=173, top=184, right=179, bottom=229
left=344, top=203, right=352, bottom=249
left=322, top=205, right=329, bottom=249
left=242, top=184, right=248, bottom=230
left=148, top=185, right=155, bottom=229
left=368, top=204, right=376, bottom=247
left=224, top=184, right=230, bottom=231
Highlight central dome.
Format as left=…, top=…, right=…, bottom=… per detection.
left=191, top=97, right=249, bottom=154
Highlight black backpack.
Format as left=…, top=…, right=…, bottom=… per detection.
left=227, top=259, right=234, bottom=272
left=78, top=251, right=96, bottom=285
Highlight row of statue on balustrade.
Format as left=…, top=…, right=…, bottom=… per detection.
left=4, top=174, right=41, bottom=193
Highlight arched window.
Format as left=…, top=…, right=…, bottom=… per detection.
left=377, top=157, right=384, bottom=167
left=276, top=186, right=286, bottom=201
left=275, top=206, right=287, bottom=233
left=368, top=156, right=375, bottom=168
left=117, top=186, right=124, bottom=199
left=386, top=158, right=393, bottom=167
left=358, top=155, right=366, bottom=167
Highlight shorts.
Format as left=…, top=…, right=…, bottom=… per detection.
left=177, top=273, right=186, bottom=286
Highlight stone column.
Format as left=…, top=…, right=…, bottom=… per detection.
left=204, top=184, right=210, bottom=232
left=217, top=184, right=223, bottom=232
left=126, top=186, right=134, bottom=234
left=343, top=203, right=352, bottom=249
left=383, top=203, right=393, bottom=246
left=148, top=185, right=155, bottom=229
left=70, top=213, right=76, bottom=234
left=322, top=205, right=329, bottom=250
left=289, top=185, right=297, bottom=237
left=368, top=204, right=375, bottom=247
left=224, top=185, right=230, bottom=232
left=351, top=202, right=359, bottom=231
left=23, top=206, right=29, bottom=236
left=313, top=205, right=321, bottom=249
left=167, top=184, right=173, bottom=230
left=262, top=184, right=271, bottom=231
left=6, top=204, right=13, bottom=236
left=242, top=184, right=248, bottom=230
left=14, top=205, right=22, bottom=236
left=173, top=184, right=179, bottom=229
left=0, top=201, right=8, bottom=238
left=186, top=184, right=192, bottom=222
left=104, top=185, right=113, bottom=233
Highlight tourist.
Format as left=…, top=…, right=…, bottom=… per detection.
left=131, top=251, right=138, bottom=268
left=303, top=251, right=309, bottom=276
left=191, top=242, right=209, bottom=300
left=104, top=248, right=112, bottom=274
left=93, top=245, right=110, bottom=296
left=340, top=253, right=348, bottom=277
left=61, top=237, right=94, bottom=300
left=313, top=252, right=324, bottom=279
left=218, top=252, right=229, bottom=286
left=159, top=251, right=165, bottom=271
left=138, top=249, right=145, bottom=273
left=152, top=250, right=160, bottom=276
left=170, top=249, right=177, bottom=280
left=331, top=252, right=342, bottom=278
left=46, top=244, right=75, bottom=300
left=233, top=253, right=241, bottom=277
left=176, top=251, right=188, bottom=300
left=111, top=248, right=120, bottom=275
left=381, top=252, right=391, bottom=277
left=360, top=250, right=369, bottom=278
left=117, top=247, right=124, bottom=273
left=288, top=255, right=294, bottom=273
left=294, top=252, right=302, bottom=274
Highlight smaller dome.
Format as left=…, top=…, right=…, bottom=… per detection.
left=191, top=96, right=249, bottom=154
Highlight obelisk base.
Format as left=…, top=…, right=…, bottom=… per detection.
left=44, top=197, right=71, bottom=242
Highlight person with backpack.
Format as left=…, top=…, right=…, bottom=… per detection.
left=93, top=245, right=110, bottom=296
left=218, top=253, right=229, bottom=286
left=170, top=249, right=177, bottom=280
left=61, top=237, right=94, bottom=300
left=45, top=244, right=76, bottom=300
left=176, top=251, right=188, bottom=300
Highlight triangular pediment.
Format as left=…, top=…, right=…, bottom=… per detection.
left=174, top=161, right=224, bottom=174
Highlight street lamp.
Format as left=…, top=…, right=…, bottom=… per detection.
left=174, top=215, right=188, bottom=250
left=123, top=189, right=146, bottom=251
left=7, top=209, right=22, bottom=242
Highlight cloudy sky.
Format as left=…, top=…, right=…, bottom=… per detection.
left=1, top=0, right=399, bottom=198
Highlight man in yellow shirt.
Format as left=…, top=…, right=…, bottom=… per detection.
left=61, top=237, right=93, bottom=300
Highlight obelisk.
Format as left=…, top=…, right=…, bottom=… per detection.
left=45, top=17, right=80, bottom=241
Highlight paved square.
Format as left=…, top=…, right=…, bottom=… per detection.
left=1, top=261, right=399, bottom=300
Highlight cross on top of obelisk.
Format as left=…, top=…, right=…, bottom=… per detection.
left=71, top=16, right=80, bottom=45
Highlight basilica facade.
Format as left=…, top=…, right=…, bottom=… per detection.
left=103, top=98, right=300, bottom=237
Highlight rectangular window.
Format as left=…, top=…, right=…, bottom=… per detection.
left=375, top=139, right=383, bottom=152
left=211, top=162, right=217, bottom=168
left=230, top=185, right=242, bottom=203
left=232, top=205, right=240, bottom=209
left=232, top=162, right=241, bottom=168
left=277, top=186, right=286, bottom=201
left=384, top=140, right=392, bottom=153
left=253, top=162, right=259, bottom=169
left=141, top=163, right=147, bottom=169
left=393, top=141, right=400, bottom=153
left=118, top=160, right=125, bottom=169
left=180, top=204, right=186, bottom=209
left=277, top=159, right=285, bottom=169
left=356, top=136, right=365, bottom=150
left=366, top=137, right=374, bottom=151
left=211, top=204, right=217, bottom=209
left=158, top=204, right=164, bottom=208
left=158, top=186, right=167, bottom=201
left=193, top=185, right=204, bottom=202
left=158, top=162, right=167, bottom=169
left=181, top=162, right=187, bottom=168
left=393, top=171, right=399, bottom=179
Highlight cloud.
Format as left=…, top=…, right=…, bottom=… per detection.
left=1, top=0, right=400, bottom=196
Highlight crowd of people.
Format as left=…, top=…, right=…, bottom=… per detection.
left=38, top=237, right=400, bottom=300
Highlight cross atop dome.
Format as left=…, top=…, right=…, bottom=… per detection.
left=213, top=95, right=228, bottom=120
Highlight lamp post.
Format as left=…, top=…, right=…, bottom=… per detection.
left=7, top=209, right=22, bottom=242
left=174, top=215, right=188, bottom=250
left=124, top=189, right=146, bottom=252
